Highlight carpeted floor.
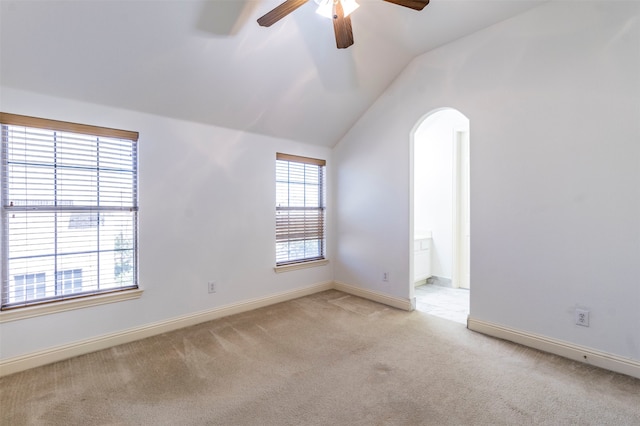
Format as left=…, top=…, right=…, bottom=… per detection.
left=1, top=290, right=639, bottom=425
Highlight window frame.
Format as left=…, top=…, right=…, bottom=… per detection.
left=0, top=112, right=141, bottom=316
left=275, top=152, right=327, bottom=270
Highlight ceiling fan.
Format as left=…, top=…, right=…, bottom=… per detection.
left=257, top=0, right=430, bottom=49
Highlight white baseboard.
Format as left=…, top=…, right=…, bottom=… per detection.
left=0, top=281, right=334, bottom=377
left=467, top=317, right=640, bottom=380
left=334, top=281, right=413, bottom=311
left=0, top=281, right=410, bottom=377
left=5, top=286, right=637, bottom=380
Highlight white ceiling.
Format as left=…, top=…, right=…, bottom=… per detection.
left=0, top=0, right=547, bottom=146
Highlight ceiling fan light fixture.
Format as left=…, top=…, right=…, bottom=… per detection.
left=315, top=0, right=335, bottom=19
left=315, top=0, right=359, bottom=19
left=341, top=0, right=359, bottom=17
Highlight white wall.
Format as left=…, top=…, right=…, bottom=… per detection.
left=414, top=109, right=469, bottom=279
left=334, top=2, right=640, bottom=362
left=0, top=87, right=333, bottom=361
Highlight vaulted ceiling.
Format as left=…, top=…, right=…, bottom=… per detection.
left=0, top=0, right=547, bottom=146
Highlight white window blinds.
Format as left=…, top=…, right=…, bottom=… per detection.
left=275, top=153, right=326, bottom=266
left=1, top=113, right=139, bottom=310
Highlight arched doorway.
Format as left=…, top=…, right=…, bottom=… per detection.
left=410, top=108, right=470, bottom=324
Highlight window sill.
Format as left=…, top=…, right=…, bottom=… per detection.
left=274, top=259, right=329, bottom=273
left=0, top=288, right=144, bottom=323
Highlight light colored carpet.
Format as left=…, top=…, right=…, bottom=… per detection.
left=1, top=290, right=639, bottom=425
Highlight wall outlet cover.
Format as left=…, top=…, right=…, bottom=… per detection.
left=575, top=308, right=589, bottom=327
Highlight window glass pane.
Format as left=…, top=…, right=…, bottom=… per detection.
left=304, top=165, right=319, bottom=185
left=13, top=275, right=25, bottom=303
left=6, top=128, right=55, bottom=165
left=7, top=211, right=56, bottom=260
left=11, top=273, right=49, bottom=304
left=276, top=181, right=289, bottom=207
left=56, top=268, right=84, bottom=296
left=1, top=118, right=138, bottom=309
left=6, top=164, right=56, bottom=205
left=305, top=184, right=319, bottom=207
left=57, top=253, right=96, bottom=293
left=56, top=167, right=97, bottom=206
left=288, top=183, right=306, bottom=207
left=275, top=155, right=325, bottom=265
left=99, top=170, right=135, bottom=207
left=35, top=273, right=46, bottom=298
left=56, top=133, right=98, bottom=169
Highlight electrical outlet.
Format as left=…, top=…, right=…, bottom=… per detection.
left=208, top=281, right=216, bottom=294
left=575, top=308, right=589, bottom=327
left=382, top=272, right=389, bottom=282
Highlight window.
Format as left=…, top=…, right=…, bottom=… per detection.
left=56, top=269, right=83, bottom=296
left=13, top=273, right=46, bottom=303
left=1, top=112, right=139, bottom=310
left=275, top=153, right=326, bottom=266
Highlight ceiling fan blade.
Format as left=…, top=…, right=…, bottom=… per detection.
left=383, top=0, right=429, bottom=11
left=257, top=0, right=309, bottom=27
left=333, top=1, right=354, bottom=49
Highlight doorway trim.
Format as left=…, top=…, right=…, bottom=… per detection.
left=409, top=107, right=470, bottom=305
left=452, top=128, right=470, bottom=289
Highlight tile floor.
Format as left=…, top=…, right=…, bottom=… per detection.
left=415, top=283, right=469, bottom=325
